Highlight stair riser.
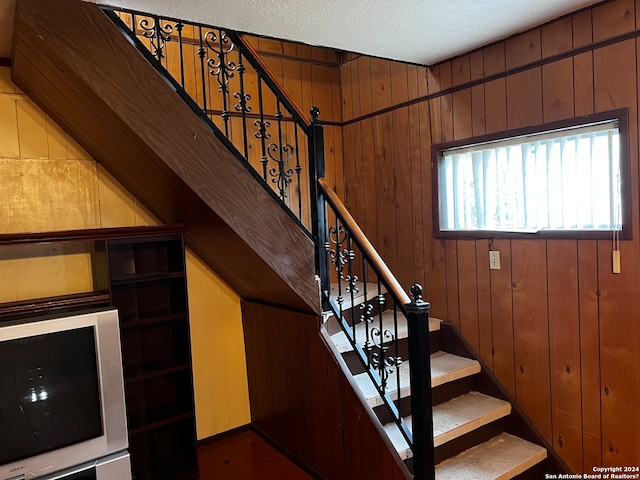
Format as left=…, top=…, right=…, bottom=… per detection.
left=325, top=293, right=393, bottom=336
left=434, top=417, right=506, bottom=464
left=373, top=374, right=476, bottom=424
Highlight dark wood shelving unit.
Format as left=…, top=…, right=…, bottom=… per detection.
left=0, top=225, right=199, bottom=480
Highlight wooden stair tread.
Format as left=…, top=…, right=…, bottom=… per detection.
left=433, top=391, right=511, bottom=446
left=382, top=392, right=512, bottom=459
left=330, top=311, right=441, bottom=353
left=435, top=432, right=547, bottom=480
left=431, top=351, right=481, bottom=388
left=353, top=352, right=480, bottom=407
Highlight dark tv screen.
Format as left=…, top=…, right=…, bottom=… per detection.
left=0, top=326, right=103, bottom=466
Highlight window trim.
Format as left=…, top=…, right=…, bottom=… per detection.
left=431, top=108, right=632, bottom=240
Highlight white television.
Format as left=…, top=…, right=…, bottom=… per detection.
left=0, top=309, right=130, bottom=480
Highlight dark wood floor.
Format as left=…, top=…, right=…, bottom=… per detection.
left=198, top=430, right=315, bottom=480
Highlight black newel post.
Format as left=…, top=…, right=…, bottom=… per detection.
left=308, top=107, right=329, bottom=309
left=406, top=283, right=435, bottom=480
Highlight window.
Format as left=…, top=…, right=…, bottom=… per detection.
left=432, top=109, right=631, bottom=239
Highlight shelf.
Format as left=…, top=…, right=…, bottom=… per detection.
left=110, top=271, right=185, bottom=285
left=125, top=361, right=191, bottom=383
left=119, top=311, right=187, bottom=328
left=0, top=224, right=196, bottom=480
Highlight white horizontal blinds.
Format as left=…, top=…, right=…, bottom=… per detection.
left=439, top=122, right=621, bottom=232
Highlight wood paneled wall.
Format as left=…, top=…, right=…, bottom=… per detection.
left=340, top=0, right=640, bottom=471
left=241, top=301, right=410, bottom=480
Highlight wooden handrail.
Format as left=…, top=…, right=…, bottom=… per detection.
left=318, top=178, right=411, bottom=305
left=237, top=34, right=311, bottom=126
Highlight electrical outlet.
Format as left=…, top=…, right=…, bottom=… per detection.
left=489, top=250, right=501, bottom=270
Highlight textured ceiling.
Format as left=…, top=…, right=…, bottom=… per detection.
left=3, top=0, right=601, bottom=64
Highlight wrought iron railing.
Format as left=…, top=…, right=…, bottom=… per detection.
left=102, top=7, right=315, bottom=234
left=103, top=8, right=434, bottom=477
left=318, top=179, right=435, bottom=479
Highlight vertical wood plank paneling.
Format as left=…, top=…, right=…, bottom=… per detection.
left=484, top=79, right=507, bottom=133
left=577, top=241, right=601, bottom=471
left=358, top=56, right=373, bottom=117
left=475, top=240, right=493, bottom=368
left=409, top=103, right=425, bottom=287
left=406, top=64, right=419, bottom=102
left=547, top=240, right=583, bottom=472
left=542, top=58, right=575, bottom=122
left=342, top=123, right=357, bottom=213
left=340, top=63, right=353, bottom=122
left=440, top=63, right=454, bottom=143
left=542, top=17, right=573, bottom=58
left=506, top=68, right=543, bottom=129
left=484, top=42, right=506, bottom=76
left=451, top=56, right=471, bottom=87
left=350, top=60, right=362, bottom=119
left=445, top=240, right=460, bottom=328
left=370, top=58, right=392, bottom=112
left=361, top=118, right=378, bottom=246
left=594, top=38, right=640, bottom=466
left=457, top=240, right=479, bottom=351
left=471, top=85, right=486, bottom=136
left=373, top=112, right=397, bottom=270
left=280, top=310, right=305, bottom=459
left=393, top=107, right=414, bottom=288
left=391, top=61, right=409, bottom=107
left=353, top=120, right=365, bottom=225
left=505, top=29, right=542, bottom=70
left=490, top=238, right=515, bottom=396
left=511, top=239, right=551, bottom=442
left=573, top=10, right=593, bottom=48
left=453, top=88, right=472, bottom=139
left=574, top=52, right=594, bottom=117
left=592, top=0, right=635, bottom=42
left=470, top=51, right=484, bottom=81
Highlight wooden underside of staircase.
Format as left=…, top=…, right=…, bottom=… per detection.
left=242, top=300, right=413, bottom=479
left=326, top=282, right=571, bottom=479
left=11, top=0, right=320, bottom=316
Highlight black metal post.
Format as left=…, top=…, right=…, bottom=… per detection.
left=406, top=283, right=435, bottom=480
left=308, top=107, right=329, bottom=309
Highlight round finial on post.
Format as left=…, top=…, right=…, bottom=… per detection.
left=410, top=283, right=423, bottom=302
left=310, top=106, right=320, bottom=122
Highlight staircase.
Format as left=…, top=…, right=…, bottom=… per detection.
left=325, top=282, right=548, bottom=479
left=11, top=1, right=571, bottom=478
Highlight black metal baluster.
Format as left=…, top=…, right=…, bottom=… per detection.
left=197, top=27, right=207, bottom=115
left=257, top=77, right=268, bottom=177
left=393, top=300, right=401, bottom=421
left=346, top=233, right=357, bottom=340
left=236, top=51, right=250, bottom=162
left=155, top=16, right=162, bottom=63
left=361, top=259, right=370, bottom=369
left=377, top=279, right=385, bottom=394
left=294, top=124, right=302, bottom=219
left=219, top=29, right=230, bottom=138
left=176, top=22, right=185, bottom=88
left=275, top=101, right=286, bottom=201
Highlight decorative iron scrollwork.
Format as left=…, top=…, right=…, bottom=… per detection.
left=139, top=17, right=174, bottom=60
left=267, top=142, right=295, bottom=200
left=203, top=30, right=236, bottom=93
left=366, top=327, right=402, bottom=391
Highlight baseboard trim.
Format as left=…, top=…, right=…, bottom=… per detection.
left=196, top=423, right=251, bottom=448
left=249, top=424, right=326, bottom=480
